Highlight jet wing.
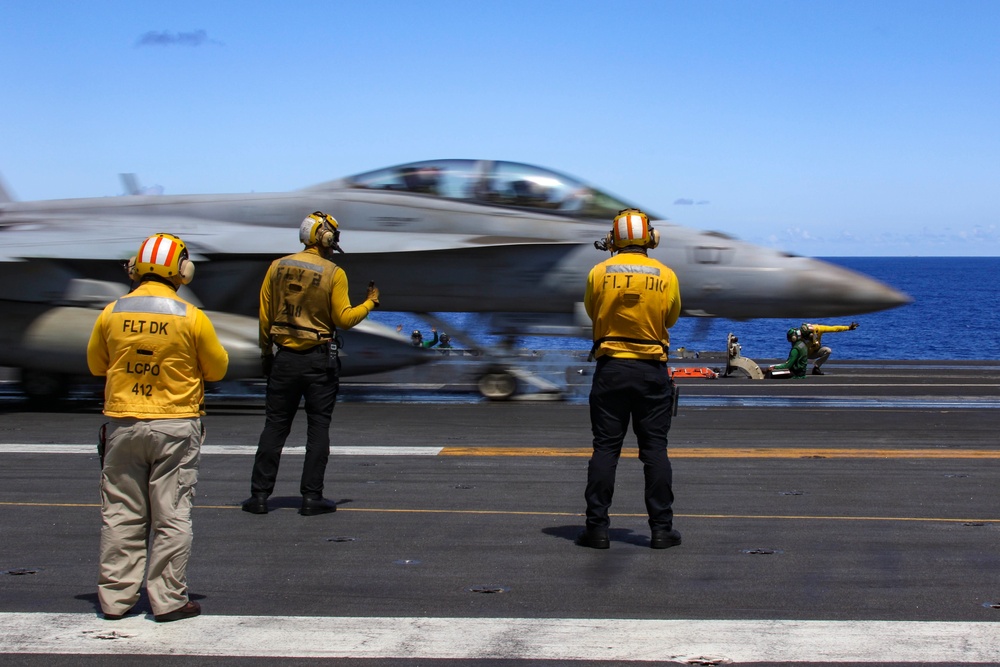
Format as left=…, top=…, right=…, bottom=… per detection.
left=196, top=240, right=587, bottom=317
left=0, top=211, right=560, bottom=261
left=0, top=211, right=588, bottom=315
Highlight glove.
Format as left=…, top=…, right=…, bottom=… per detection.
left=849, top=322, right=859, bottom=330
left=366, top=281, right=380, bottom=308
left=261, top=354, right=274, bottom=378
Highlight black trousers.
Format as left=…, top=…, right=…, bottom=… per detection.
left=585, top=356, right=675, bottom=531
left=250, top=345, right=339, bottom=498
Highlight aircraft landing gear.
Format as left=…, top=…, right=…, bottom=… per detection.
left=412, top=312, right=562, bottom=401
left=477, top=369, right=517, bottom=400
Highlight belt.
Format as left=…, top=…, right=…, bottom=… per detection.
left=597, top=356, right=667, bottom=366
left=276, top=343, right=327, bottom=354
left=589, top=336, right=669, bottom=361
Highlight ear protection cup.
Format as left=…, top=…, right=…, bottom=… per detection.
left=126, top=256, right=139, bottom=281
left=178, top=256, right=195, bottom=285
left=316, top=225, right=338, bottom=248
left=647, top=227, right=660, bottom=249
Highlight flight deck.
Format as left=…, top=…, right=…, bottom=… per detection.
left=1, top=360, right=998, bottom=665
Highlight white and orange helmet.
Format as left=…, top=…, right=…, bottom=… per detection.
left=127, top=233, right=195, bottom=284
left=608, top=208, right=659, bottom=250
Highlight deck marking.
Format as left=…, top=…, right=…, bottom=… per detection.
left=0, top=501, right=996, bottom=523
left=0, top=444, right=444, bottom=456
left=2, top=444, right=999, bottom=459
left=0, top=613, right=997, bottom=662
left=438, top=446, right=1000, bottom=458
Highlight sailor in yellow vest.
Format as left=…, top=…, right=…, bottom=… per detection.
left=87, top=233, right=229, bottom=622
left=242, top=212, right=379, bottom=516
left=800, top=321, right=859, bottom=375
left=577, top=209, right=683, bottom=550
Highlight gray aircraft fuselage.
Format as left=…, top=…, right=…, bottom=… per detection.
left=0, top=176, right=909, bottom=318
left=0, top=159, right=911, bottom=393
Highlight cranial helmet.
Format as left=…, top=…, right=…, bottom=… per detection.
left=800, top=323, right=814, bottom=338
left=786, top=327, right=800, bottom=342
left=299, top=211, right=340, bottom=249
left=128, top=233, right=194, bottom=284
left=608, top=208, right=659, bottom=250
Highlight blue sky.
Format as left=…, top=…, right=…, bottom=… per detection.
left=2, top=1, right=998, bottom=256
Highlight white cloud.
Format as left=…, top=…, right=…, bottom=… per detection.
left=135, top=30, right=222, bottom=47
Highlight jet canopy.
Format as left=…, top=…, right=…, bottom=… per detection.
left=339, top=159, right=653, bottom=221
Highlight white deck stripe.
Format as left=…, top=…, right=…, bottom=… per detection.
left=0, top=444, right=443, bottom=456
left=0, top=614, right=997, bottom=662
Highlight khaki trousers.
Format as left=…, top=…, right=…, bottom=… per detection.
left=808, top=345, right=833, bottom=367
left=98, top=417, right=203, bottom=616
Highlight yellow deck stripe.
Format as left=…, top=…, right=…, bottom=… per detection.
left=4, top=444, right=997, bottom=459
left=439, top=446, right=1000, bottom=458
left=0, top=501, right=997, bottom=523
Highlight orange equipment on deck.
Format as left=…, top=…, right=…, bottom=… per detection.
left=668, top=367, right=719, bottom=379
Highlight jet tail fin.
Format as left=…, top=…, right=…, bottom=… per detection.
left=0, top=174, right=14, bottom=203
left=120, top=173, right=140, bottom=196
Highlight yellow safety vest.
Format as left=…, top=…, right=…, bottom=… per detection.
left=585, top=252, right=682, bottom=361
left=268, top=253, right=338, bottom=343
left=259, top=247, right=375, bottom=353
left=87, top=281, right=229, bottom=418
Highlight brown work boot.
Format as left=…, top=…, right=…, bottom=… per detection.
left=154, top=600, right=201, bottom=623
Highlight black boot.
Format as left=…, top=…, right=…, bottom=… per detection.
left=575, top=526, right=610, bottom=549
left=650, top=528, right=682, bottom=549
left=241, top=493, right=269, bottom=514
left=300, top=496, right=337, bottom=516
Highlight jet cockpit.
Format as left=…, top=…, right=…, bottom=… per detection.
left=331, top=159, right=657, bottom=221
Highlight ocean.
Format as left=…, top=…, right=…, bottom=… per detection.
left=370, top=257, right=1000, bottom=361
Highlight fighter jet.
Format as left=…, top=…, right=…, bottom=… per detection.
left=0, top=159, right=910, bottom=400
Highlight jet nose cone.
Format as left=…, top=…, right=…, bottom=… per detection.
left=799, top=259, right=912, bottom=316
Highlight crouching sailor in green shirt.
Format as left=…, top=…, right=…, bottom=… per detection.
left=769, top=327, right=808, bottom=379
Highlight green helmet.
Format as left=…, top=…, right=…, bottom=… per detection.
left=786, top=328, right=800, bottom=342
